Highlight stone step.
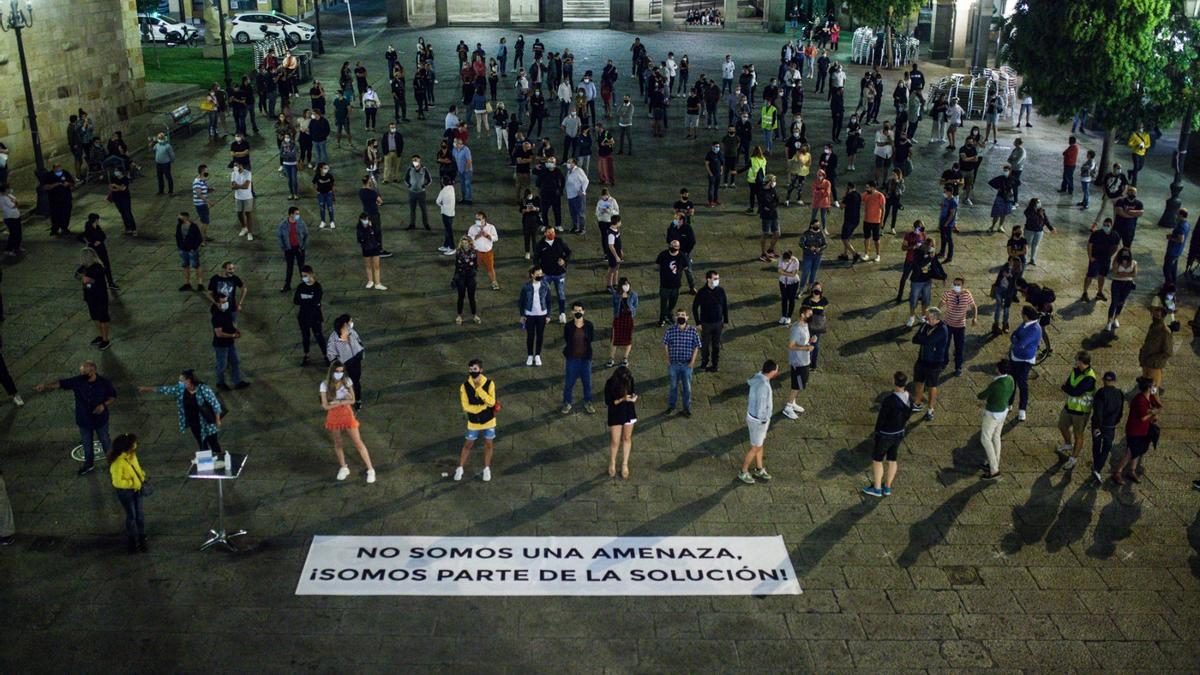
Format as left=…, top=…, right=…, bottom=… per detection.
left=564, top=0, right=611, bottom=21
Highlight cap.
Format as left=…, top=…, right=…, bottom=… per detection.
left=1102, top=371, right=1117, bottom=381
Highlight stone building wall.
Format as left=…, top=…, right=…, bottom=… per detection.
left=0, top=0, right=146, bottom=179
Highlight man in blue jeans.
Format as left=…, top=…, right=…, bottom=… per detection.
left=1008, top=305, right=1043, bottom=421
left=662, top=309, right=702, bottom=417
left=1163, top=208, right=1190, bottom=285
left=35, top=361, right=117, bottom=476
left=309, top=110, right=331, bottom=164
left=211, top=294, right=251, bottom=392
left=452, top=137, right=474, bottom=205
left=560, top=302, right=595, bottom=415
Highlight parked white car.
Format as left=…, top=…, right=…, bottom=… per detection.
left=136, top=13, right=201, bottom=44
left=229, top=12, right=315, bottom=44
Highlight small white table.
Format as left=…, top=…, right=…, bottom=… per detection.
left=187, top=453, right=247, bottom=552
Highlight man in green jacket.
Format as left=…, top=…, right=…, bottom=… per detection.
left=977, top=359, right=1015, bottom=480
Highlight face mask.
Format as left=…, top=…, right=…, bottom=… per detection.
left=676, top=317, right=687, bottom=325
left=546, top=162, right=556, bottom=169
left=55, top=170, right=64, bottom=177
left=321, top=168, right=328, bottom=175
left=220, top=302, right=230, bottom=311
left=712, top=146, right=720, bottom=152
left=114, top=171, right=123, bottom=178
left=621, top=284, right=630, bottom=292
left=533, top=276, right=543, bottom=282
left=1166, top=293, right=1175, bottom=301
left=952, top=285, right=962, bottom=293
left=361, top=219, right=370, bottom=226
left=412, top=161, right=420, bottom=167
left=573, top=311, right=583, bottom=319
left=302, top=275, right=312, bottom=284
left=468, top=370, right=481, bottom=378
left=710, top=279, right=720, bottom=288
left=333, top=372, right=345, bottom=380
left=1102, top=225, right=1112, bottom=233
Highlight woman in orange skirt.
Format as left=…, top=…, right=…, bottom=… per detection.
left=320, top=360, right=376, bottom=483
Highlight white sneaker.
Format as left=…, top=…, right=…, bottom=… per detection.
left=437, top=246, right=449, bottom=253
left=783, top=317, right=792, bottom=325
left=12, top=395, right=23, bottom=407
left=1017, top=409, right=1026, bottom=421
left=873, top=254, right=880, bottom=262
left=482, top=467, right=492, bottom=482
left=238, top=227, right=249, bottom=237
left=366, top=469, right=377, bottom=483
left=782, top=406, right=798, bottom=420
left=1055, top=443, right=1072, bottom=457
left=559, top=312, right=567, bottom=324
left=534, top=355, right=543, bottom=367
left=441, top=248, right=456, bottom=256
left=246, top=233, right=254, bottom=241
left=319, top=221, right=327, bottom=229
left=374, top=284, right=388, bottom=290
left=1113, top=318, right=1120, bottom=328
left=336, top=466, right=350, bottom=481
left=1062, top=457, right=1077, bottom=471
left=1105, top=320, right=1114, bottom=332
left=788, top=402, right=806, bottom=414
left=526, top=355, right=535, bottom=366
left=366, top=281, right=375, bottom=289
left=453, top=466, right=464, bottom=481
left=905, top=315, right=916, bottom=328
left=329, top=221, right=335, bottom=229
left=524, top=252, right=531, bottom=260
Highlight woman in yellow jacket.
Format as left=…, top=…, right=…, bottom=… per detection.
left=108, top=433, right=148, bottom=554
left=1126, top=125, right=1151, bottom=187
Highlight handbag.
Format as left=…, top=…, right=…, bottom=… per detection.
left=199, top=388, right=229, bottom=424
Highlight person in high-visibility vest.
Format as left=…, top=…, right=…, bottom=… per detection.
left=1055, top=350, right=1097, bottom=470
left=760, top=101, right=779, bottom=153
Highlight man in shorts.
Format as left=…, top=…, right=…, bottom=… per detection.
left=456, top=358, right=497, bottom=482
left=192, top=164, right=215, bottom=241
left=860, top=180, right=886, bottom=262
left=604, top=215, right=623, bottom=291
left=230, top=160, right=255, bottom=241
left=738, top=359, right=780, bottom=485
left=863, top=371, right=912, bottom=497
left=1082, top=218, right=1120, bottom=301
left=1055, top=351, right=1097, bottom=471
left=910, top=307, right=949, bottom=421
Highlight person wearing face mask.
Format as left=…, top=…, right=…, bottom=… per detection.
left=564, top=158, right=590, bottom=234
left=467, top=211, right=500, bottom=290
left=937, top=277, right=978, bottom=377
left=906, top=240, right=946, bottom=328
left=149, top=132, right=176, bottom=195
left=457, top=359, right=498, bottom=482
left=704, top=141, right=724, bottom=206
left=380, top=123, right=404, bottom=184
left=293, top=265, right=324, bottom=366
left=655, top=240, right=688, bottom=326
left=661, top=310, right=701, bottom=417
left=692, top=271, right=729, bottom=372
left=82, top=214, right=118, bottom=290
left=519, top=267, right=552, bottom=366
left=404, top=155, right=433, bottom=231
left=910, top=307, right=950, bottom=421
left=107, top=167, right=137, bottom=236
left=818, top=144, right=840, bottom=207
left=608, top=277, right=638, bottom=368
left=533, top=226, right=572, bottom=321
left=535, top=155, right=566, bottom=231
left=355, top=212, right=386, bottom=290
left=174, top=212, right=203, bottom=291
left=276, top=206, right=309, bottom=292
left=230, top=160, right=255, bottom=240
left=1083, top=217, right=1121, bottom=303
left=210, top=293, right=248, bottom=391
left=1163, top=208, right=1190, bottom=286
left=320, top=360, right=376, bottom=484
left=798, top=222, right=827, bottom=290
left=139, top=370, right=224, bottom=453
left=560, top=302, right=596, bottom=414
left=1104, top=247, right=1132, bottom=331
left=1139, top=305, right=1174, bottom=394
left=987, top=165, right=1017, bottom=233
left=326, top=315, right=365, bottom=410
left=279, top=133, right=300, bottom=200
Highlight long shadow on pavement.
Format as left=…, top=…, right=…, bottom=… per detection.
left=1000, top=464, right=1071, bottom=554
left=791, top=499, right=882, bottom=577
left=624, top=482, right=738, bottom=537
left=1044, top=482, right=1098, bottom=554
left=1085, top=482, right=1142, bottom=560
left=897, top=479, right=990, bottom=568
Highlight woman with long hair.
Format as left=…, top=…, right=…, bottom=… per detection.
left=139, top=370, right=223, bottom=452
left=108, top=433, right=148, bottom=553
left=453, top=235, right=480, bottom=325
left=76, top=247, right=111, bottom=350
left=356, top=211, right=385, bottom=290
left=320, top=360, right=375, bottom=483
left=604, top=366, right=638, bottom=479
left=608, top=277, right=637, bottom=368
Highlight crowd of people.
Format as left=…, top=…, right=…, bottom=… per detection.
left=0, top=26, right=1198, bottom=555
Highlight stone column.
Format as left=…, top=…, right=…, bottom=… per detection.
left=499, top=0, right=512, bottom=23
left=764, top=0, right=786, bottom=33
left=947, top=0, right=972, bottom=68
left=435, top=0, right=449, bottom=25
left=542, top=0, right=564, bottom=24
left=610, top=0, right=632, bottom=27
left=387, top=0, right=410, bottom=26
left=723, top=0, right=737, bottom=28
left=660, top=0, right=675, bottom=29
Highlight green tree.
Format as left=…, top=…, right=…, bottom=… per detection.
left=1001, top=0, right=1172, bottom=208
left=1150, top=2, right=1200, bottom=226
left=845, top=0, right=924, bottom=68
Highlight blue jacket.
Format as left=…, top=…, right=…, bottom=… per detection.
left=155, top=382, right=223, bottom=440
left=277, top=216, right=309, bottom=251
left=1009, top=320, right=1042, bottom=362
left=912, top=321, right=950, bottom=365
left=611, top=290, right=639, bottom=318
left=518, top=281, right=552, bottom=316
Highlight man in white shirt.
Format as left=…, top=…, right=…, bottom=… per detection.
left=665, top=53, right=679, bottom=94
left=556, top=80, right=573, bottom=121
left=467, top=211, right=500, bottom=289
left=722, top=55, right=736, bottom=94
left=230, top=161, right=255, bottom=241
left=565, top=157, right=590, bottom=235
left=445, top=106, right=460, bottom=131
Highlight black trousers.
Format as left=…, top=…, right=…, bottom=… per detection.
left=700, top=322, right=724, bottom=367
left=525, top=316, right=546, bottom=355
left=156, top=163, right=174, bottom=193
left=0, top=352, right=16, bottom=395
left=283, top=247, right=306, bottom=287
left=94, top=244, right=116, bottom=287
left=345, top=353, right=364, bottom=402
left=1092, top=427, right=1115, bottom=473
left=188, top=422, right=222, bottom=452
left=298, top=315, right=323, bottom=355
left=540, top=195, right=562, bottom=230
left=457, top=280, right=477, bottom=314
left=3, top=217, right=21, bottom=253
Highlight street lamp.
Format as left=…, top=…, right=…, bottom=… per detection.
left=0, top=0, right=45, bottom=176
left=212, top=0, right=232, bottom=93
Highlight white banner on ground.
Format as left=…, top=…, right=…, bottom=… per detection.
left=296, top=535, right=801, bottom=596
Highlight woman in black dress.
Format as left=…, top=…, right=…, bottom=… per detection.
left=76, top=247, right=112, bottom=350
left=604, top=366, right=638, bottom=479
left=356, top=211, right=385, bottom=291
left=82, top=213, right=117, bottom=289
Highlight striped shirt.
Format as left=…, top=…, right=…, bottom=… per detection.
left=192, top=177, right=210, bottom=206
left=939, top=289, right=975, bottom=328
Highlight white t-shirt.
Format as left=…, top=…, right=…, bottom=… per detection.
left=831, top=70, right=846, bottom=88
left=947, top=105, right=964, bottom=125
left=529, top=281, right=546, bottom=315
left=874, top=130, right=893, bottom=158
left=723, top=60, right=736, bottom=79
left=320, top=378, right=353, bottom=401
left=595, top=198, right=619, bottom=223
left=436, top=185, right=456, bottom=217
left=468, top=221, right=498, bottom=253
left=665, top=58, right=678, bottom=77
left=231, top=169, right=253, bottom=201
left=778, top=256, right=800, bottom=284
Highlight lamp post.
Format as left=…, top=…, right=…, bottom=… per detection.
left=1, top=0, right=45, bottom=177
left=212, top=0, right=232, bottom=93
left=313, top=0, right=324, bottom=55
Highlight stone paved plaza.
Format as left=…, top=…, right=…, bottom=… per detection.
left=1, top=16, right=1199, bottom=672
